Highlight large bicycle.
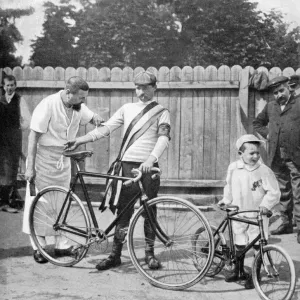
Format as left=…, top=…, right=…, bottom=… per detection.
left=29, top=150, right=214, bottom=290
left=192, top=204, right=296, bottom=300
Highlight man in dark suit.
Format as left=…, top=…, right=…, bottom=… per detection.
left=253, top=76, right=300, bottom=243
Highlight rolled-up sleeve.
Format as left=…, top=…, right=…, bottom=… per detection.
left=30, top=99, right=51, bottom=133
left=80, top=103, right=94, bottom=125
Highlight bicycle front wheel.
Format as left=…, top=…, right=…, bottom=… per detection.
left=127, top=196, right=214, bottom=290
left=252, top=244, right=296, bottom=300
left=29, top=186, right=91, bottom=267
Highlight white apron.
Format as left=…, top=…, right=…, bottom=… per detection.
left=22, top=145, right=71, bottom=235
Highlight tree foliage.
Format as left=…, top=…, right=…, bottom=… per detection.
left=0, top=7, right=34, bottom=68
left=29, top=0, right=300, bottom=69
left=30, top=1, right=78, bottom=68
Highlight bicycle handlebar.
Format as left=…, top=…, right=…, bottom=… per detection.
left=123, top=167, right=162, bottom=187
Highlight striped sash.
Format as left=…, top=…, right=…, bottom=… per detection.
left=99, top=102, right=166, bottom=213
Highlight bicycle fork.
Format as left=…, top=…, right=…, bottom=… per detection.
left=257, top=214, right=279, bottom=278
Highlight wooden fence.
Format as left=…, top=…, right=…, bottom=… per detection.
left=1, top=65, right=300, bottom=188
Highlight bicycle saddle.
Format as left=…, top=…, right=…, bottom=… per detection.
left=63, top=150, right=93, bottom=161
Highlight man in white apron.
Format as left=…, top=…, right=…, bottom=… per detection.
left=23, top=76, right=104, bottom=263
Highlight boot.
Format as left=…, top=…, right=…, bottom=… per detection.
left=95, top=225, right=124, bottom=271
left=244, top=274, right=255, bottom=289
left=225, top=245, right=249, bottom=282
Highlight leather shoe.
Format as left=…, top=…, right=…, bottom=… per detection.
left=0, top=204, right=19, bottom=213
left=270, top=223, right=293, bottom=235
left=145, top=253, right=161, bottom=270
left=33, top=250, right=48, bottom=264
left=244, top=275, right=255, bottom=289
left=96, top=255, right=121, bottom=271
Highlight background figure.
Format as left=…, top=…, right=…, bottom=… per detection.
left=288, top=74, right=300, bottom=97
left=0, top=75, right=31, bottom=213
left=22, top=76, right=104, bottom=264
left=253, top=76, right=300, bottom=244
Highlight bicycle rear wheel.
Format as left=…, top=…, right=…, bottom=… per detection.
left=29, top=186, right=91, bottom=267
left=127, top=196, right=214, bottom=290
left=252, top=244, right=296, bottom=300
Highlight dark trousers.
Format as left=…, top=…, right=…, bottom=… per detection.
left=271, top=157, right=300, bottom=228
left=0, top=129, right=22, bottom=203
left=112, top=161, right=160, bottom=256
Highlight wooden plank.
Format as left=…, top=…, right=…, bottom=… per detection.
left=83, top=177, right=226, bottom=187
left=282, top=67, right=295, bottom=77
left=239, top=66, right=250, bottom=134
left=216, top=65, right=231, bottom=180
left=156, top=66, right=169, bottom=178
left=230, top=65, right=242, bottom=163
left=203, top=66, right=218, bottom=179
left=85, top=67, right=110, bottom=177
left=109, top=67, right=123, bottom=165
left=168, top=66, right=181, bottom=179
left=179, top=66, right=193, bottom=179
left=76, top=67, right=87, bottom=79
left=192, top=66, right=205, bottom=179
left=54, top=67, right=65, bottom=81
left=12, top=66, right=23, bottom=81
left=13, top=80, right=239, bottom=89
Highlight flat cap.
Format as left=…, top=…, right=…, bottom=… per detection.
left=288, top=75, right=300, bottom=87
left=266, top=76, right=289, bottom=90
left=236, top=134, right=264, bottom=150
left=133, top=71, right=157, bottom=86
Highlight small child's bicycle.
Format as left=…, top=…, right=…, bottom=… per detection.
left=192, top=204, right=296, bottom=300
left=29, top=150, right=215, bottom=290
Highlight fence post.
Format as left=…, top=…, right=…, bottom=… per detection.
left=238, top=66, right=250, bottom=134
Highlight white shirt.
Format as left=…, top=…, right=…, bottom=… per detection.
left=91, top=99, right=170, bottom=162
left=222, top=160, right=280, bottom=217
left=30, top=90, right=94, bottom=147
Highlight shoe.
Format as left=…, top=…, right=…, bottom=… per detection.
left=270, top=223, right=293, bottom=235
left=244, top=275, right=255, bottom=289
left=95, top=255, right=121, bottom=271
left=0, top=204, right=19, bottom=213
left=33, top=250, right=48, bottom=264
left=54, top=246, right=77, bottom=257
left=145, top=253, right=161, bottom=270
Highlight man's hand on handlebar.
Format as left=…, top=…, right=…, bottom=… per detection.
left=64, top=139, right=79, bottom=152
left=259, top=206, right=271, bottom=216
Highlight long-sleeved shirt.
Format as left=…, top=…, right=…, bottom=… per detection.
left=89, top=99, right=170, bottom=162
left=222, top=159, right=280, bottom=217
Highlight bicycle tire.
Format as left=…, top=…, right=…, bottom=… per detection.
left=192, top=225, right=226, bottom=277
left=252, top=244, right=296, bottom=300
left=127, top=196, right=214, bottom=290
left=29, top=186, right=91, bottom=267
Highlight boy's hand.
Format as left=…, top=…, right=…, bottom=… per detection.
left=91, top=114, right=105, bottom=126
left=217, top=200, right=226, bottom=207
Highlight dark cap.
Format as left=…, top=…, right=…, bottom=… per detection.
left=288, top=75, right=300, bottom=87
left=266, top=76, right=289, bottom=90
left=133, top=71, right=157, bottom=86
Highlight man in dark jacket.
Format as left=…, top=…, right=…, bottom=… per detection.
left=253, top=75, right=300, bottom=243
left=0, top=75, right=31, bottom=213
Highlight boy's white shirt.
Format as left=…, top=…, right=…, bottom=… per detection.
left=222, top=159, right=280, bottom=216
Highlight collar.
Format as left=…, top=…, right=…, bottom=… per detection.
left=137, top=99, right=155, bottom=105
left=236, top=159, right=261, bottom=171
left=5, top=92, right=15, bottom=103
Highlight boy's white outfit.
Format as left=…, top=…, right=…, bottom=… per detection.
left=222, top=159, right=280, bottom=245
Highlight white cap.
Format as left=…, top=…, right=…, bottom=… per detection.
left=236, top=134, right=264, bottom=150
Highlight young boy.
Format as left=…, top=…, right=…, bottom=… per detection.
left=218, top=134, right=280, bottom=289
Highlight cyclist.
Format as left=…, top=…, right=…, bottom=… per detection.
left=65, top=71, right=171, bottom=271
left=218, top=134, right=280, bottom=289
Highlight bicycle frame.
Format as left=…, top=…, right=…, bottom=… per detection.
left=53, top=160, right=171, bottom=246
left=213, top=209, right=268, bottom=263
